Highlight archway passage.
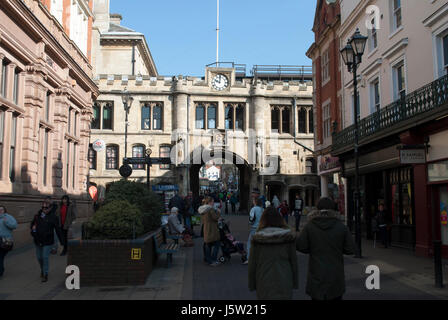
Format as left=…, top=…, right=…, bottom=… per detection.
left=188, top=149, right=251, bottom=214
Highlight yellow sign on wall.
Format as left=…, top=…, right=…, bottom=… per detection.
left=131, top=248, right=142, bottom=260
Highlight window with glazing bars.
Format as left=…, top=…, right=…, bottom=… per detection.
left=132, top=145, right=145, bottom=170
left=106, top=145, right=118, bottom=170
left=88, top=144, right=97, bottom=170
left=160, top=146, right=171, bottom=169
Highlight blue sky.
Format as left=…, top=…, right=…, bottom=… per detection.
left=110, top=0, right=317, bottom=77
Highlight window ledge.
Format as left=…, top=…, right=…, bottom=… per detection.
left=389, top=26, right=404, bottom=40
left=367, top=47, right=379, bottom=59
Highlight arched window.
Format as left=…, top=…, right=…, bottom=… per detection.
left=106, top=145, right=119, bottom=170
left=159, top=145, right=171, bottom=169
left=298, top=108, right=307, bottom=133
left=271, top=108, right=279, bottom=132
left=88, top=144, right=97, bottom=170
left=282, top=108, right=291, bottom=134
left=235, top=105, right=244, bottom=131
left=308, top=109, right=314, bottom=133
left=153, top=105, right=162, bottom=130
left=195, top=105, right=205, bottom=129
left=102, top=103, right=113, bottom=130
left=225, top=105, right=234, bottom=130
left=132, top=145, right=145, bottom=170
left=207, top=105, right=216, bottom=129
left=141, top=104, right=150, bottom=130
left=91, top=103, right=100, bottom=129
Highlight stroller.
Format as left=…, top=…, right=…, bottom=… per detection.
left=218, top=219, right=247, bottom=263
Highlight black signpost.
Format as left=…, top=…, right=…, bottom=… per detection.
left=119, top=148, right=171, bottom=190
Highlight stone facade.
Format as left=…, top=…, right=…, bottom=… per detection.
left=0, top=0, right=99, bottom=247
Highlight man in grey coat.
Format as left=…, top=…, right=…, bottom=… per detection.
left=296, top=197, right=355, bottom=300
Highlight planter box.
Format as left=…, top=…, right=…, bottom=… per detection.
left=67, top=229, right=160, bottom=287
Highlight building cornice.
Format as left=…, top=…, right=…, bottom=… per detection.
left=423, top=2, right=448, bottom=27
left=382, top=38, right=409, bottom=60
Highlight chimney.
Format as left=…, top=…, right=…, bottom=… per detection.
left=110, top=14, right=122, bottom=25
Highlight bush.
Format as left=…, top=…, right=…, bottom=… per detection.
left=85, top=200, right=144, bottom=240
left=103, top=179, right=163, bottom=232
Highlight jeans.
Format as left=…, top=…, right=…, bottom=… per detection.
left=379, top=226, right=388, bottom=247
left=184, top=216, right=192, bottom=229
left=204, top=241, right=220, bottom=264
left=0, top=248, right=9, bottom=276
left=35, top=245, right=52, bottom=275
left=247, top=230, right=256, bottom=260
left=52, top=230, right=59, bottom=251
left=294, top=211, right=302, bottom=231
left=283, top=214, right=289, bottom=224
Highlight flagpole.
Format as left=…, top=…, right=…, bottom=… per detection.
left=216, top=0, right=219, bottom=66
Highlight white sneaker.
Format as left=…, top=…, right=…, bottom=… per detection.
left=242, top=260, right=248, bottom=265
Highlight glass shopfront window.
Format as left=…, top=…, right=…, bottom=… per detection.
left=439, top=185, right=448, bottom=246
left=390, top=168, right=413, bottom=225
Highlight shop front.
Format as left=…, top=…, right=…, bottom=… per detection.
left=427, top=159, right=448, bottom=258
left=342, top=145, right=416, bottom=248
left=318, top=155, right=345, bottom=215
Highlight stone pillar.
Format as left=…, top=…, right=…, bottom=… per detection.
left=320, top=174, right=329, bottom=197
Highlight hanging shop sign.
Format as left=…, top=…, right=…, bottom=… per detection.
left=319, top=156, right=341, bottom=175
left=92, top=139, right=106, bottom=152
left=399, top=147, right=426, bottom=164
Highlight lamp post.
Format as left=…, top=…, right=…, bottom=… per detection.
left=145, top=147, right=152, bottom=190
left=340, top=28, right=368, bottom=259
left=122, top=88, right=134, bottom=159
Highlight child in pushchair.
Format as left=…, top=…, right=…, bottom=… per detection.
left=218, top=218, right=247, bottom=263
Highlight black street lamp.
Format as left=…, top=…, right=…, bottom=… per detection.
left=122, top=88, right=134, bottom=159
left=340, top=28, right=368, bottom=259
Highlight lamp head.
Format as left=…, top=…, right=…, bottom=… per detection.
left=340, top=41, right=354, bottom=67
left=350, top=28, right=368, bottom=57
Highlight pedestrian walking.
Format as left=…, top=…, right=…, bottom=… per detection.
left=184, top=192, right=194, bottom=230
left=373, top=203, right=389, bottom=248
left=0, top=205, right=17, bottom=278
left=57, top=195, right=77, bottom=256
left=293, top=193, right=304, bottom=231
left=198, top=196, right=221, bottom=267
left=279, top=200, right=290, bottom=224
left=272, top=195, right=281, bottom=210
left=248, top=205, right=298, bottom=300
left=42, top=197, right=60, bottom=255
left=230, top=192, right=238, bottom=214
left=244, top=198, right=264, bottom=264
left=31, top=202, right=64, bottom=282
left=296, top=197, right=355, bottom=300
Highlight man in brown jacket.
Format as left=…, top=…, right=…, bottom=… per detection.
left=198, top=196, right=221, bottom=266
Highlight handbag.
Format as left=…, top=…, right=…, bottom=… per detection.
left=0, top=237, right=13, bottom=251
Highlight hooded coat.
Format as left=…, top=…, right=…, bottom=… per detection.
left=198, top=204, right=220, bottom=244
left=296, top=209, right=355, bottom=300
left=248, top=227, right=298, bottom=300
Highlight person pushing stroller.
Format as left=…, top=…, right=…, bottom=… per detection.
left=218, top=218, right=247, bottom=263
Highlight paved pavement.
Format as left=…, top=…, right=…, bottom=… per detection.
left=0, top=215, right=447, bottom=300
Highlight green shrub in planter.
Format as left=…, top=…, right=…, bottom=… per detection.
left=86, top=200, right=144, bottom=239
left=105, top=179, right=163, bottom=232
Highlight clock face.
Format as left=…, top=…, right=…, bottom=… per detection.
left=211, top=74, right=229, bottom=91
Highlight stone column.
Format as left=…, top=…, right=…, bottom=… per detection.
left=320, top=174, right=329, bottom=197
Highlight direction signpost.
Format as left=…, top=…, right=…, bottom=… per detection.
left=119, top=147, right=171, bottom=190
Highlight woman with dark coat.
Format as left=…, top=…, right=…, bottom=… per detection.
left=57, top=195, right=77, bottom=256
left=296, top=197, right=355, bottom=300
left=248, top=206, right=298, bottom=300
left=31, top=203, right=64, bottom=282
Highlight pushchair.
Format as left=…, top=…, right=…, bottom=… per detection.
left=218, top=219, right=247, bottom=263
